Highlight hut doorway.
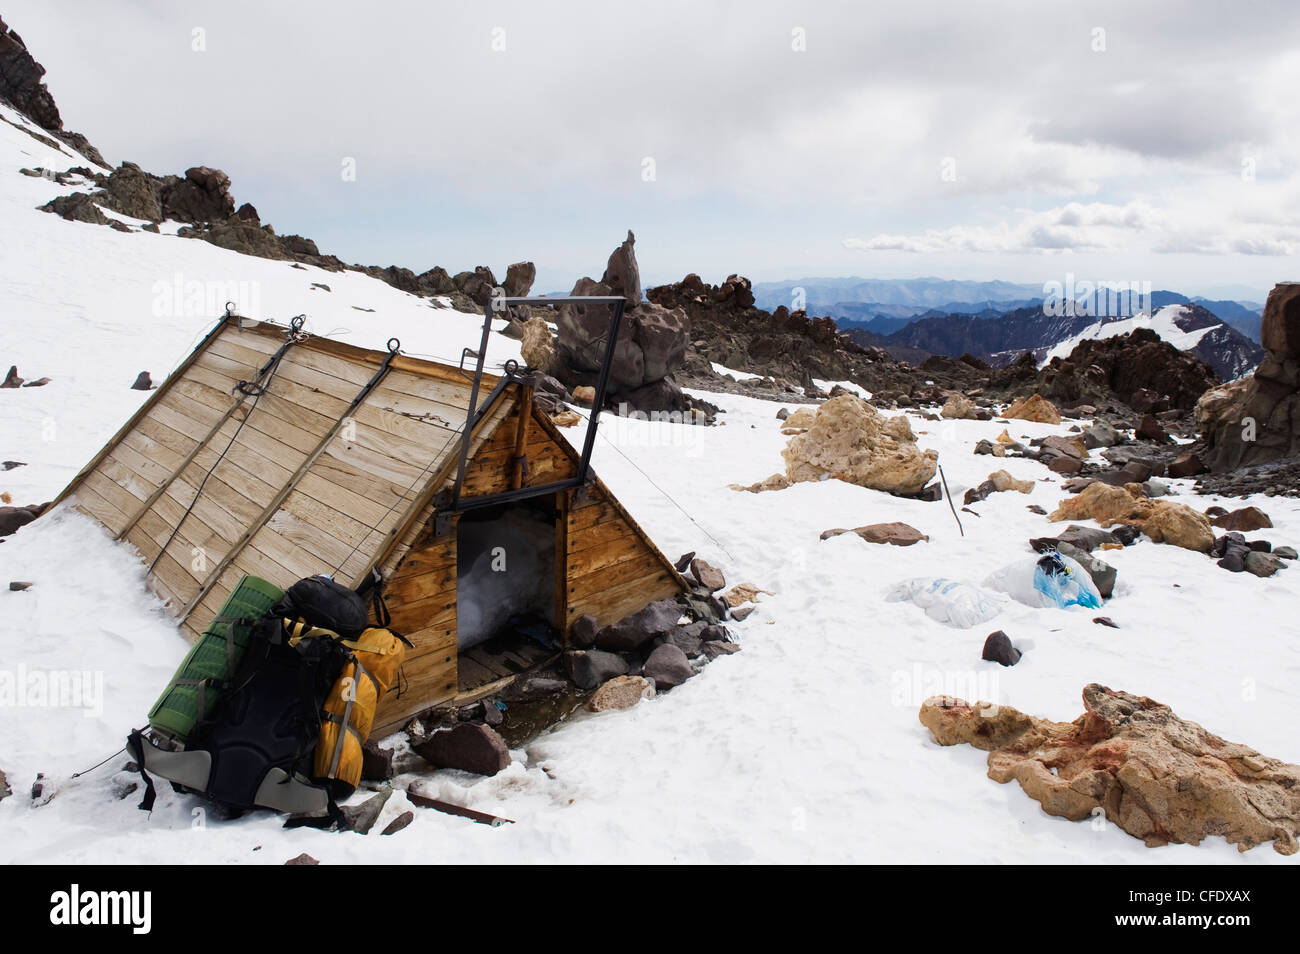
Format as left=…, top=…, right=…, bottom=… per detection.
left=455, top=495, right=561, bottom=693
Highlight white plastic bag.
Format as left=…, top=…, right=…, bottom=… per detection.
left=886, top=577, right=1007, bottom=628
left=984, top=553, right=1102, bottom=610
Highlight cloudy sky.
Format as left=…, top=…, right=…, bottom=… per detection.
left=9, top=0, right=1300, bottom=297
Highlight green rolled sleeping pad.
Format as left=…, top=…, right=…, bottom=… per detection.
left=147, top=575, right=284, bottom=743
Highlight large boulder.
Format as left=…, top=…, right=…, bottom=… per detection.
left=551, top=235, right=689, bottom=412
left=1198, top=283, right=1300, bottom=470
left=412, top=723, right=510, bottom=776
left=782, top=394, right=938, bottom=495
left=503, top=261, right=536, bottom=297
left=919, top=684, right=1300, bottom=854
left=1002, top=393, right=1060, bottom=424
left=519, top=316, right=555, bottom=371
left=162, top=166, right=235, bottom=223
left=1048, top=482, right=1213, bottom=552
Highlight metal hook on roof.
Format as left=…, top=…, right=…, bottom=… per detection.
left=387, top=337, right=401, bottom=354
left=224, top=301, right=239, bottom=317
left=289, top=314, right=307, bottom=336
left=502, top=358, right=520, bottom=378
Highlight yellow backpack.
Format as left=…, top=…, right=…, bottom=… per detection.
left=283, top=621, right=407, bottom=796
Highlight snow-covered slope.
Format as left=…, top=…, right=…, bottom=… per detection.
left=1040, top=304, right=1214, bottom=364
left=2, top=101, right=1298, bottom=865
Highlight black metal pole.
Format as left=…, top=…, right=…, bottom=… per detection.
left=451, top=301, right=498, bottom=505
left=576, top=298, right=625, bottom=483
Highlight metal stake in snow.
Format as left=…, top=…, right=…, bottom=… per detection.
left=938, top=464, right=964, bottom=537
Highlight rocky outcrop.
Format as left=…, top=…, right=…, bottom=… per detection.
left=920, top=684, right=1300, bottom=854
left=546, top=234, right=693, bottom=413
left=0, top=17, right=105, bottom=165
left=782, top=394, right=938, bottom=495
left=1198, top=283, right=1300, bottom=471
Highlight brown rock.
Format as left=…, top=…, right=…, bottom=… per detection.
left=689, top=557, right=726, bottom=591
left=519, top=316, right=555, bottom=371
left=822, top=522, right=929, bottom=546
left=1168, top=450, right=1208, bottom=478
left=587, top=675, right=655, bottom=712
left=1210, top=506, right=1273, bottom=532
left=723, top=582, right=772, bottom=607
left=412, top=723, right=510, bottom=776
left=919, top=684, right=1300, bottom=854
left=1003, top=394, right=1061, bottom=424
left=989, top=469, right=1033, bottom=494
left=381, top=811, right=415, bottom=835
left=1048, top=456, right=1082, bottom=475
left=285, top=853, right=319, bottom=865
left=940, top=395, right=976, bottom=419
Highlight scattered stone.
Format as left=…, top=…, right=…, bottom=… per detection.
left=642, top=644, right=693, bottom=690
left=1244, top=551, right=1285, bottom=578
left=1040, top=435, right=1087, bottom=461
left=564, top=649, right=629, bottom=690
left=550, top=409, right=580, bottom=427
left=0, top=502, right=47, bottom=537
left=776, top=408, right=789, bottom=420
left=9, top=581, right=33, bottom=591
left=673, top=551, right=696, bottom=572
left=1275, top=546, right=1297, bottom=560
left=701, top=640, right=742, bottom=660
left=989, top=469, right=1034, bottom=494
left=572, top=385, right=596, bottom=405
left=1141, top=480, right=1170, bottom=498
left=22, top=377, right=50, bottom=387
left=973, top=439, right=994, bottom=456
left=1136, top=414, right=1172, bottom=443
left=964, top=479, right=997, bottom=505
left=1093, top=617, right=1119, bottom=628
left=1003, top=393, right=1061, bottom=424
left=587, top=675, right=655, bottom=712
left=340, top=788, right=392, bottom=834
left=723, top=583, right=772, bottom=607
left=981, top=631, right=1021, bottom=667
left=730, top=605, right=755, bottom=621
left=569, top=613, right=600, bottom=648
left=689, top=557, right=726, bottom=591
left=1168, top=450, right=1208, bottom=478
left=285, top=853, right=319, bottom=865
left=1082, top=421, right=1119, bottom=449
left=1211, top=506, right=1273, bottom=532
left=381, top=811, right=415, bottom=836
left=594, top=599, right=681, bottom=651
left=940, top=394, right=976, bottom=419
left=1026, top=504, right=1046, bottom=515
left=729, top=473, right=791, bottom=493
left=361, top=740, right=394, bottom=780
left=412, top=723, right=510, bottom=777
left=1048, top=456, right=1082, bottom=475
left=1, top=461, right=24, bottom=470
left=1, top=366, right=21, bottom=388
left=822, top=522, right=929, bottom=546
left=919, top=684, right=1300, bottom=854
left=130, top=371, right=154, bottom=390
left=781, top=394, right=937, bottom=495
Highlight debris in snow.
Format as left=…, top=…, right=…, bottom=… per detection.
left=919, top=684, right=1300, bottom=855
left=340, top=788, right=392, bottom=834
left=1, top=460, right=24, bottom=470
left=587, top=675, right=655, bottom=712
left=8, top=581, right=32, bottom=591
left=309, top=282, right=330, bottom=292
left=723, top=582, right=772, bottom=607
left=730, top=606, right=755, bottom=621
left=729, top=473, right=790, bottom=493
left=981, top=630, right=1021, bottom=667
left=129, top=371, right=154, bottom=390
left=1093, top=616, right=1120, bottom=628
left=380, top=811, right=414, bottom=836
left=1, top=365, right=20, bottom=388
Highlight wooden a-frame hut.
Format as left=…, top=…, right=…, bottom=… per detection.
left=50, top=300, right=687, bottom=734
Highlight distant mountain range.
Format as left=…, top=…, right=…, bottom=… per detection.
left=753, top=276, right=1267, bottom=346
left=847, top=301, right=1263, bottom=383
